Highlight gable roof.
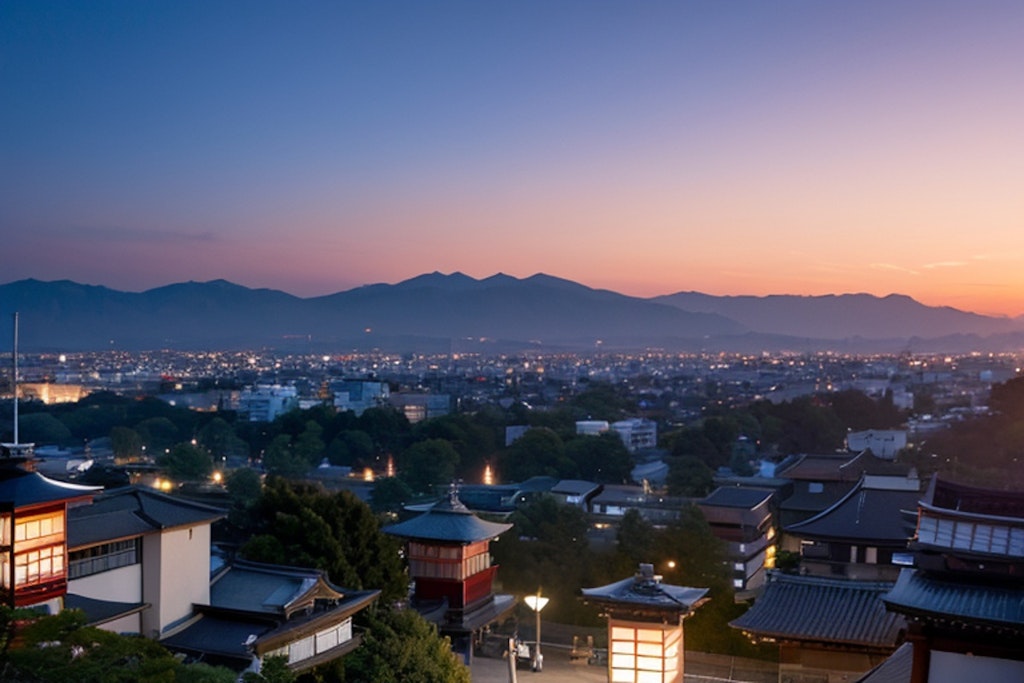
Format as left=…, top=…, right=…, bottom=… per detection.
left=68, top=486, right=225, bottom=547
left=785, top=479, right=919, bottom=544
left=731, top=572, right=904, bottom=649
left=210, top=560, right=348, bottom=619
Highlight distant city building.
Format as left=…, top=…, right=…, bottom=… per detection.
left=846, top=430, right=908, bottom=460
left=238, top=385, right=299, bottom=422
left=331, top=380, right=390, bottom=416
left=388, top=392, right=450, bottom=423
left=575, top=420, right=609, bottom=436
left=611, top=418, right=658, bottom=452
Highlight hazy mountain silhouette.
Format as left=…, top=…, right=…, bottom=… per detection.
left=0, top=275, right=1020, bottom=352
left=651, top=291, right=1021, bottom=340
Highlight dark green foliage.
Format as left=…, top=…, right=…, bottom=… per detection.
left=371, top=476, right=414, bottom=512
left=565, top=432, right=632, bottom=483
left=262, top=434, right=311, bottom=478
left=0, top=607, right=236, bottom=683
left=18, top=413, right=74, bottom=447
left=500, top=428, right=576, bottom=482
left=240, top=478, right=407, bottom=603
left=326, top=429, right=375, bottom=467
left=135, top=416, right=181, bottom=454
left=338, top=609, right=470, bottom=683
left=489, top=496, right=594, bottom=624
left=110, top=426, right=143, bottom=459
left=397, top=439, right=459, bottom=493
left=159, top=442, right=214, bottom=480
left=197, top=417, right=249, bottom=462
left=826, top=389, right=905, bottom=430
left=666, top=456, right=714, bottom=497
left=241, top=655, right=295, bottom=683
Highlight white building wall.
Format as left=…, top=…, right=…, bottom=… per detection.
left=69, top=564, right=142, bottom=603
left=142, top=524, right=212, bottom=637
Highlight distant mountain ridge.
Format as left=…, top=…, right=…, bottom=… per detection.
left=0, top=274, right=1021, bottom=352
left=650, top=291, right=1021, bottom=341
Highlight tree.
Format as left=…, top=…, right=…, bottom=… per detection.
left=136, top=416, right=180, bottom=454
left=565, top=432, right=632, bottom=483
left=326, top=429, right=375, bottom=466
left=110, top=426, right=143, bottom=460
left=18, top=413, right=74, bottom=447
left=500, top=428, right=575, bottom=482
left=338, top=609, right=470, bottom=683
left=241, top=655, right=294, bottom=683
left=371, top=477, right=415, bottom=513
left=262, top=434, right=310, bottom=478
left=239, top=478, right=407, bottom=603
left=159, top=442, right=214, bottom=481
left=666, top=455, right=714, bottom=497
left=0, top=606, right=236, bottom=682
left=398, top=439, right=459, bottom=493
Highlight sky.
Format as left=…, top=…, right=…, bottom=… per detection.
left=2, top=1, right=1024, bottom=316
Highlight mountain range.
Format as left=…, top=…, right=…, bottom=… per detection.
left=0, top=273, right=1022, bottom=353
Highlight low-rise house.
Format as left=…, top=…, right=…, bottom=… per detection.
left=698, top=486, right=776, bottom=596
left=162, top=560, right=379, bottom=671
left=785, top=476, right=920, bottom=582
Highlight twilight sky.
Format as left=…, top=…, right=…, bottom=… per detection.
left=3, top=1, right=1023, bottom=316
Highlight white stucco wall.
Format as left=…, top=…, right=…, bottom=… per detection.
left=142, top=524, right=212, bottom=637
left=69, top=563, right=142, bottom=604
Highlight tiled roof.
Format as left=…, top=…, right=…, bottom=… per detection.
left=65, top=593, right=148, bottom=627
left=701, top=486, right=774, bottom=509
left=776, top=454, right=856, bottom=481
left=0, top=468, right=98, bottom=508
left=210, top=560, right=344, bottom=617
left=68, top=486, right=225, bottom=547
left=731, top=572, right=904, bottom=648
left=581, top=564, right=709, bottom=617
left=384, top=493, right=512, bottom=543
left=551, top=479, right=600, bottom=496
left=785, top=480, right=919, bottom=544
left=883, top=568, right=1024, bottom=630
left=854, top=641, right=913, bottom=683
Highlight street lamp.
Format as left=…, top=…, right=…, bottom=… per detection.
left=524, top=589, right=549, bottom=672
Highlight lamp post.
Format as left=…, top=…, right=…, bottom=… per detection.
left=524, top=589, right=549, bottom=672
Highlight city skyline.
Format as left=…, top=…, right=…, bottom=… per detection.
left=3, top=2, right=1023, bottom=316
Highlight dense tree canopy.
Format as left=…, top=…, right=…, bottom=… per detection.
left=239, top=478, right=407, bottom=603
left=0, top=607, right=235, bottom=683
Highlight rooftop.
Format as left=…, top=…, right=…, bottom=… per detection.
left=730, top=572, right=904, bottom=649
left=68, top=486, right=226, bottom=547
left=384, top=489, right=513, bottom=544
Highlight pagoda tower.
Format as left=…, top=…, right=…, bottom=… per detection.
left=384, top=486, right=515, bottom=662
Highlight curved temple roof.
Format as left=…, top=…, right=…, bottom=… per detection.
left=384, top=489, right=512, bottom=543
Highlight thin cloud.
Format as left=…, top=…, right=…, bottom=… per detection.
left=922, top=261, right=968, bottom=269
left=869, top=263, right=920, bottom=276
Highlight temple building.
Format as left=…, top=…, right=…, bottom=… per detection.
left=877, top=476, right=1024, bottom=683
left=581, top=563, right=709, bottom=683
left=383, top=487, right=516, bottom=663
left=730, top=572, right=905, bottom=683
